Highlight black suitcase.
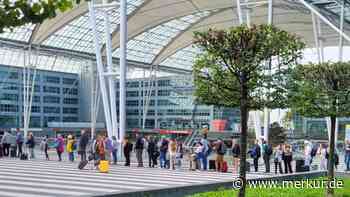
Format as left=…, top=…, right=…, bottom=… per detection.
left=20, top=153, right=28, bottom=160
left=10, top=148, right=16, bottom=158
left=78, top=160, right=89, bottom=170
left=209, top=160, right=216, bottom=170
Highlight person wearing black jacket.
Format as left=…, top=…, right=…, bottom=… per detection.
left=26, top=132, right=35, bottom=159
left=79, top=130, right=89, bottom=162
left=147, top=136, right=157, bottom=168
left=123, top=138, right=133, bottom=166
left=231, top=138, right=240, bottom=173
left=250, top=140, right=261, bottom=172
left=282, top=144, right=293, bottom=174
left=135, top=134, right=144, bottom=167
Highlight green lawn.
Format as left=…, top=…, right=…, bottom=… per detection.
left=188, top=177, right=350, bottom=197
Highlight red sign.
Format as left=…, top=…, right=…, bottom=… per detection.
left=211, top=119, right=227, bottom=132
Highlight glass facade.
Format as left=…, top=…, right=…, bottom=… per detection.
left=117, top=75, right=240, bottom=131
left=0, top=64, right=80, bottom=129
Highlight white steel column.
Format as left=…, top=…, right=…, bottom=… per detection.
left=245, top=0, right=251, bottom=27
left=263, top=0, right=273, bottom=143
left=88, top=2, right=113, bottom=139
left=316, top=18, right=325, bottom=63
left=236, top=0, right=243, bottom=24
left=119, top=0, right=127, bottom=144
left=311, top=13, right=321, bottom=63
left=104, top=6, right=118, bottom=139
left=268, top=0, right=273, bottom=24
left=339, top=1, right=345, bottom=61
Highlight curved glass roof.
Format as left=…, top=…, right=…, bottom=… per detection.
left=0, top=0, right=348, bottom=73
left=113, top=10, right=213, bottom=64
left=43, top=0, right=145, bottom=53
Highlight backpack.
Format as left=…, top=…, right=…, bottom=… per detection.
left=135, top=137, right=144, bottom=149
left=72, top=142, right=77, bottom=151
left=96, top=141, right=105, bottom=155
left=218, top=143, right=226, bottom=155
left=232, top=144, right=240, bottom=156
left=266, top=145, right=273, bottom=156
left=311, top=146, right=318, bottom=157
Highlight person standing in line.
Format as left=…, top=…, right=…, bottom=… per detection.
left=111, top=136, right=119, bottom=165
left=273, top=144, right=283, bottom=174
left=168, top=138, right=177, bottom=170
left=282, top=144, right=293, bottom=174
left=214, top=139, right=225, bottom=172
left=318, top=143, right=328, bottom=170
left=16, top=130, right=24, bottom=157
left=194, top=142, right=204, bottom=170
left=159, top=137, right=168, bottom=168
left=55, top=134, right=65, bottom=161
left=304, top=140, right=313, bottom=167
left=105, top=135, right=113, bottom=163
left=345, top=140, right=350, bottom=171
left=1, top=131, right=11, bottom=157
left=40, top=135, right=49, bottom=160
left=135, top=134, right=144, bottom=167
left=262, top=139, right=272, bottom=173
left=26, top=132, right=35, bottom=159
left=147, top=136, right=156, bottom=167
left=200, top=135, right=209, bottom=171
left=250, top=140, right=261, bottom=172
left=67, top=135, right=75, bottom=162
left=96, top=135, right=106, bottom=161
left=123, top=137, right=133, bottom=166
left=78, top=129, right=89, bottom=162
left=231, top=138, right=240, bottom=173
left=176, top=141, right=184, bottom=169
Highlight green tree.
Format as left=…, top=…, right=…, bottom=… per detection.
left=287, top=62, right=350, bottom=197
left=268, top=122, right=287, bottom=146
left=193, top=24, right=304, bottom=197
left=0, top=0, right=82, bottom=33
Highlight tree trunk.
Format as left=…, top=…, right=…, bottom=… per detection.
left=327, top=116, right=336, bottom=197
left=238, top=78, right=248, bottom=197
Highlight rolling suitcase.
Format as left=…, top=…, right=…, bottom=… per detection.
left=10, top=147, right=17, bottom=158
left=209, top=160, right=216, bottom=170
left=20, top=153, right=28, bottom=160
left=78, top=160, right=89, bottom=170
left=222, top=161, right=228, bottom=173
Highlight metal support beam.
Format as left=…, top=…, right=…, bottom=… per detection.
left=298, top=0, right=350, bottom=42
left=317, top=17, right=325, bottom=63
left=339, top=1, right=345, bottom=61
left=119, top=0, right=127, bottom=146
left=312, top=13, right=322, bottom=63
left=236, top=0, right=243, bottom=24
left=268, top=0, right=273, bottom=24
left=88, top=2, right=113, bottom=139
left=103, top=4, right=119, bottom=139
left=263, top=0, right=274, bottom=143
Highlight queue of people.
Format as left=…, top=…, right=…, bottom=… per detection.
left=1, top=130, right=350, bottom=174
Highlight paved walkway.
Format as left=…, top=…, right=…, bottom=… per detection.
left=0, top=158, right=274, bottom=197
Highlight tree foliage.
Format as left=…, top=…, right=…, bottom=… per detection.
left=193, top=25, right=305, bottom=110
left=193, top=24, right=305, bottom=197
left=0, top=0, right=82, bottom=33
left=288, top=62, right=350, bottom=118
left=268, top=122, right=287, bottom=146
left=287, top=62, right=350, bottom=197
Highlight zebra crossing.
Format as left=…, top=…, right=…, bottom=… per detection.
left=0, top=158, right=270, bottom=197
